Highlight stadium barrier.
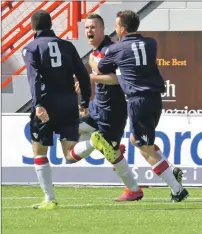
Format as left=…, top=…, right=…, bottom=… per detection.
left=2, top=114, right=202, bottom=186
left=1, top=0, right=106, bottom=89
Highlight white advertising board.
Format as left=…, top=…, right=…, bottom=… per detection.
left=2, top=115, right=202, bottom=186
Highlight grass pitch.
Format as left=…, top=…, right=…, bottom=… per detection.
left=2, top=186, right=202, bottom=234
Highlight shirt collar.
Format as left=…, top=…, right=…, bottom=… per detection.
left=121, top=33, right=142, bottom=42
left=94, top=35, right=112, bottom=51
left=34, top=30, right=56, bottom=39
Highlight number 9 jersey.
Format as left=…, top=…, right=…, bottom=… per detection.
left=22, top=30, right=91, bottom=110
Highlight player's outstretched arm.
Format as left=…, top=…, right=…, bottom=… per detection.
left=72, top=44, right=91, bottom=109
left=90, top=73, right=119, bottom=85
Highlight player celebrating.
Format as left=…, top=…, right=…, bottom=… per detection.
left=66, top=14, right=144, bottom=201
left=22, top=10, right=91, bottom=209
left=89, top=10, right=188, bottom=202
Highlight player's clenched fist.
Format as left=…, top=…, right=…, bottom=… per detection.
left=36, top=106, right=49, bottom=122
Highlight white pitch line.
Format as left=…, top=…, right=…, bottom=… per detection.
left=3, top=202, right=197, bottom=210
left=2, top=197, right=202, bottom=201
left=2, top=197, right=39, bottom=200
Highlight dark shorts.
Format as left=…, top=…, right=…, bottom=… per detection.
left=30, top=92, right=79, bottom=146
left=79, top=109, right=127, bottom=150
left=128, top=93, right=162, bottom=147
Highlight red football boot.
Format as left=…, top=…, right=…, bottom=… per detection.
left=114, top=187, right=144, bottom=202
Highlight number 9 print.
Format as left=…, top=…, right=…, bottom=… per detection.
left=48, top=42, right=62, bottom=67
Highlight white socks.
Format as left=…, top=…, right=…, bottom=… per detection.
left=152, top=157, right=182, bottom=195
left=34, top=155, right=55, bottom=202
left=114, top=156, right=140, bottom=192
left=71, top=140, right=94, bottom=160
left=70, top=133, right=94, bottom=160
left=155, top=144, right=174, bottom=168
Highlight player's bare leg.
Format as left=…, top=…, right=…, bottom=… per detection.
left=91, top=132, right=143, bottom=202
left=130, top=134, right=188, bottom=202
left=32, top=141, right=57, bottom=210
left=61, top=140, right=79, bottom=162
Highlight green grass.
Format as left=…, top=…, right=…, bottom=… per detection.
left=2, top=186, right=202, bottom=234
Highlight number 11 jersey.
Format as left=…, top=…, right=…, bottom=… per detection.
left=98, top=34, right=166, bottom=98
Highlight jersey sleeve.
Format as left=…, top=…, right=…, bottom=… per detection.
left=71, top=44, right=91, bottom=108
left=98, top=46, right=116, bottom=74
left=22, top=47, right=42, bottom=108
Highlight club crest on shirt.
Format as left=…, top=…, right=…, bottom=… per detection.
left=41, top=83, right=45, bottom=91
left=33, top=132, right=38, bottom=139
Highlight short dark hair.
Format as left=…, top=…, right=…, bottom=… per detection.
left=31, top=10, right=52, bottom=31
left=86, top=14, right=104, bottom=27
left=116, top=10, right=140, bottom=33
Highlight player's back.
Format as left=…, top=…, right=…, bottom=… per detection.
left=25, top=30, right=76, bottom=95
left=23, top=30, right=91, bottom=124
left=113, top=34, right=165, bottom=97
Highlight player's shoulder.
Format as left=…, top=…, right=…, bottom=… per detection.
left=104, top=35, right=114, bottom=45
left=105, top=41, right=121, bottom=53
left=59, top=38, right=75, bottom=47
left=59, top=39, right=78, bottom=53
left=22, top=40, right=38, bottom=54
left=141, top=35, right=157, bottom=45
left=22, top=39, right=40, bottom=60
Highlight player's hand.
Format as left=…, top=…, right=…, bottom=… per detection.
left=75, top=81, right=80, bottom=94
left=79, top=106, right=88, bottom=117
left=36, top=106, right=49, bottom=122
